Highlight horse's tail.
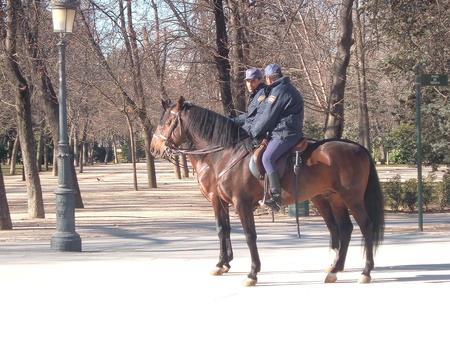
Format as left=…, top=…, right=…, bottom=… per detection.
left=364, top=155, right=385, bottom=250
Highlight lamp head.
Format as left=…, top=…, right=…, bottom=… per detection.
left=51, top=0, right=79, bottom=34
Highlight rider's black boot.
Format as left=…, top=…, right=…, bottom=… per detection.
left=265, top=172, right=282, bottom=212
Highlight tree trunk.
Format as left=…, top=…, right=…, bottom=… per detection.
left=2, top=0, right=45, bottom=218
left=44, top=139, right=49, bottom=171
left=143, top=129, right=157, bottom=188
left=71, top=161, right=84, bottom=208
left=79, top=141, right=84, bottom=173
left=213, top=0, right=235, bottom=116
left=52, top=146, right=58, bottom=176
left=0, top=163, right=12, bottom=230
left=7, top=137, right=13, bottom=165
left=181, top=154, right=189, bottom=178
left=324, top=0, right=355, bottom=139
left=228, top=0, right=247, bottom=114
left=125, top=113, right=138, bottom=191
left=113, top=139, right=118, bottom=164
left=36, top=127, right=44, bottom=172
left=83, top=142, right=88, bottom=166
left=88, top=143, right=94, bottom=165
left=15, top=92, right=45, bottom=218
left=9, top=100, right=41, bottom=216
left=73, top=133, right=79, bottom=167
left=355, top=0, right=370, bottom=150
left=174, top=155, right=181, bottom=179
left=124, top=0, right=157, bottom=188
left=104, top=144, right=109, bottom=164
left=9, top=136, right=19, bottom=175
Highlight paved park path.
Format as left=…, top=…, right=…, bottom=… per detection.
left=1, top=162, right=449, bottom=338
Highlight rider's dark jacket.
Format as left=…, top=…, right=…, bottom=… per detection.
left=249, top=76, right=304, bottom=142
left=232, top=83, right=267, bottom=133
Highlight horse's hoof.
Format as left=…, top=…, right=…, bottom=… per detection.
left=358, top=275, right=371, bottom=284
left=222, top=265, right=230, bottom=273
left=324, top=272, right=337, bottom=283
left=243, top=278, right=257, bottom=287
left=210, top=267, right=224, bottom=276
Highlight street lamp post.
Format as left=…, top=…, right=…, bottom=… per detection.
left=50, top=0, right=81, bottom=251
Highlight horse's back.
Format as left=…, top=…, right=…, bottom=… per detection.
left=304, top=140, right=371, bottom=194
left=306, top=139, right=369, bottom=166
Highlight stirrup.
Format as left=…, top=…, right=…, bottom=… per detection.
left=264, top=196, right=282, bottom=212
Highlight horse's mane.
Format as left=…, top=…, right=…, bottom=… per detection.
left=182, top=103, right=251, bottom=149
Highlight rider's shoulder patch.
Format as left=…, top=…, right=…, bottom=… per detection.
left=257, top=95, right=265, bottom=102
left=267, top=95, right=277, bottom=104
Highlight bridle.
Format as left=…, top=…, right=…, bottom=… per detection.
left=153, top=106, right=224, bottom=157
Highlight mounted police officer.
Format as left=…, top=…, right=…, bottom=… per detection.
left=231, top=68, right=266, bottom=134
left=248, top=64, right=304, bottom=211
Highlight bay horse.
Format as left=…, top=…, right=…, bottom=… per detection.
left=150, top=96, right=385, bottom=286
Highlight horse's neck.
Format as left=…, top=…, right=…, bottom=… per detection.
left=187, top=132, right=249, bottom=171
left=187, top=155, right=202, bottom=171
left=189, top=133, right=211, bottom=150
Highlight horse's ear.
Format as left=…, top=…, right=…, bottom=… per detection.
left=161, top=98, right=171, bottom=110
left=176, top=96, right=185, bottom=111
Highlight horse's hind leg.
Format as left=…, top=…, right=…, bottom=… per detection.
left=236, top=200, right=260, bottom=286
left=210, top=197, right=233, bottom=276
left=346, top=201, right=374, bottom=283
left=328, top=198, right=353, bottom=274
left=311, top=196, right=340, bottom=271
left=315, top=195, right=353, bottom=283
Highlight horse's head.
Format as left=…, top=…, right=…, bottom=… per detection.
left=151, top=96, right=188, bottom=158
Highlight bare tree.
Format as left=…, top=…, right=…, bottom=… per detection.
left=164, top=0, right=235, bottom=115
left=325, top=0, right=355, bottom=139
left=80, top=2, right=157, bottom=188
left=22, top=0, right=84, bottom=207
left=1, top=0, right=45, bottom=218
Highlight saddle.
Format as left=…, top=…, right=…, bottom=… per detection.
left=249, top=138, right=309, bottom=180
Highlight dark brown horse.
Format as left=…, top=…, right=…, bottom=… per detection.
left=150, top=97, right=385, bottom=286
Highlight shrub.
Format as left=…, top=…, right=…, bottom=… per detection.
left=423, top=173, right=436, bottom=211
left=0, top=144, right=6, bottom=163
left=402, top=178, right=418, bottom=212
left=439, top=170, right=450, bottom=210
left=384, top=174, right=403, bottom=211
left=304, top=120, right=324, bottom=140
left=387, top=123, right=416, bottom=164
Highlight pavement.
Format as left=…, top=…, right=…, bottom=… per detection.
left=1, top=162, right=449, bottom=338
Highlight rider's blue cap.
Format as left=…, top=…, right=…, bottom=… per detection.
left=244, top=68, right=263, bottom=80
left=264, top=63, right=282, bottom=77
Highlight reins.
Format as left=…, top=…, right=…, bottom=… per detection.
left=160, top=104, right=248, bottom=156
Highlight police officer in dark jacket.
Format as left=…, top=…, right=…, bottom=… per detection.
left=249, top=64, right=304, bottom=211
left=231, top=68, right=266, bottom=134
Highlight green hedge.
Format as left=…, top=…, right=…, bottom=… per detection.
left=381, top=171, right=450, bottom=212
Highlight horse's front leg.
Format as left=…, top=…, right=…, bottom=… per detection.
left=236, top=200, right=260, bottom=286
left=210, top=197, right=233, bottom=276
